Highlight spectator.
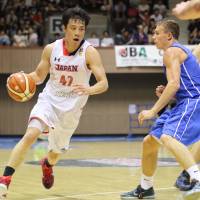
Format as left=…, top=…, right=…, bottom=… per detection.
left=153, top=0, right=167, bottom=17
left=133, top=24, right=148, bottom=44
left=138, top=0, right=150, bottom=13
left=13, top=29, right=28, bottom=47
left=148, top=18, right=156, bottom=44
left=114, top=0, right=127, bottom=19
left=124, top=17, right=138, bottom=35
left=100, top=0, right=112, bottom=33
left=127, top=2, right=139, bottom=18
left=113, top=0, right=127, bottom=33
left=28, top=27, right=38, bottom=46
left=139, top=10, right=150, bottom=26
left=100, top=30, right=114, bottom=47
left=87, top=32, right=100, bottom=47
left=150, top=8, right=163, bottom=22
left=0, top=30, right=10, bottom=45
left=114, top=28, right=132, bottom=45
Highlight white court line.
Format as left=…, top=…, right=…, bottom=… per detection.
left=35, top=187, right=176, bottom=200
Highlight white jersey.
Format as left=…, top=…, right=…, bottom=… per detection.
left=40, top=39, right=92, bottom=111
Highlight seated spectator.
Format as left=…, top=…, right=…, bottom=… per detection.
left=139, top=10, right=150, bottom=26
left=87, top=32, right=100, bottom=47
left=153, top=0, right=167, bottom=17
left=114, top=0, right=127, bottom=19
left=0, top=30, right=10, bottom=46
left=138, top=0, right=150, bottom=13
left=189, top=28, right=200, bottom=44
left=127, top=2, right=139, bottom=18
left=100, top=30, right=114, bottom=47
left=147, top=18, right=156, bottom=44
left=125, top=18, right=138, bottom=34
left=114, top=29, right=133, bottom=45
left=28, top=27, right=38, bottom=46
left=100, top=0, right=112, bottom=15
left=13, top=29, right=28, bottom=47
left=133, top=24, right=148, bottom=44
left=150, top=8, right=163, bottom=22
left=188, top=19, right=200, bottom=44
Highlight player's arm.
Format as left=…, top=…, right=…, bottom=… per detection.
left=172, top=0, right=200, bottom=20
left=192, top=44, right=200, bottom=62
left=29, top=44, right=52, bottom=85
left=151, top=47, right=184, bottom=114
left=73, top=46, right=108, bottom=95
left=86, top=46, right=108, bottom=95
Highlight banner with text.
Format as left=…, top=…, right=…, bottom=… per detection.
left=115, top=45, right=196, bottom=67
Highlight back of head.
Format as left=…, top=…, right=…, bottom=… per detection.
left=157, top=19, right=180, bottom=40
left=62, top=7, right=91, bottom=28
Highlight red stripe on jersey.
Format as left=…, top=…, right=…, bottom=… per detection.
left=63, top=39, right=69, bottom=56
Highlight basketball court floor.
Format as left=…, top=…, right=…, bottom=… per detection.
left=0, top=136, right=195, bottom=200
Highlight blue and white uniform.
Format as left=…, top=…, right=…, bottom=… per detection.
left=150, top=42, right=200, bottom=145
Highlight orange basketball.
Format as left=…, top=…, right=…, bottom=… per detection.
left=7, top=72, right=36, bottom=102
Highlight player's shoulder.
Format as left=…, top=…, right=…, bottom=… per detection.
left=164, top=46, right=184, bottom=58
left=85, top=44, right=99, bottom=55
left=42, top=42, right=55, bottom=56
left=44, top=42, right=55, bottom=51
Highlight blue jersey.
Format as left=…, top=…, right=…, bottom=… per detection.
left=167, top=42, right=200, bottom=101
left=150, top=42, right=200, bottom=146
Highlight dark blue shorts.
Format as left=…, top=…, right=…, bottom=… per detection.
left=150, top=98, right=200, bottom=146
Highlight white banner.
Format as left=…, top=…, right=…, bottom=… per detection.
left=115, top=45, right=196, bottom=67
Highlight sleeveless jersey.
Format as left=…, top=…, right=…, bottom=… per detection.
left=169, top=42, right=200, bottom=101
left=40, top=39, right=92, bottom=111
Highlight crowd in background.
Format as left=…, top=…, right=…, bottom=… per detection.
left=0, top=0, right=199, bottom=47
left=188, top=19, right=200, bottom=44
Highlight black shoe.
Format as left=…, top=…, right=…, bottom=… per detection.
left=183, top=180, right=200, bottom=200
left=120, top=185, right=155, bottom=199
left=174, top=170, right=191, bottom=191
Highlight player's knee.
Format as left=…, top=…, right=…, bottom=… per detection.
left=143, top=135, right=158, bottom=151
left=22, top=128, right=40, bottom=145
left=160, top=134, right=171, bottom=146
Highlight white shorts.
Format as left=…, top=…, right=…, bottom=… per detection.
left=28, top=97, right=82, bottom=154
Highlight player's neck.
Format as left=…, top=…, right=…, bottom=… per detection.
left=163, top=39, right=177, bottom=51
left=64, top=39, right=80, bottom=53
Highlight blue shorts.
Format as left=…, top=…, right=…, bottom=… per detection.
left=150, top=98, right=200, bottom=146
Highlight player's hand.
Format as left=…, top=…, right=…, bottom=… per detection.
left=72, top=84, right=92, bottom=95
left=155, top=85, right=165, bottom=98
left=138, top=109, right=156, bottom=125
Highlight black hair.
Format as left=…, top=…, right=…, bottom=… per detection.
left=62, top=7, right=91, bottom=27
left=157, top=19, right=180, bottom=40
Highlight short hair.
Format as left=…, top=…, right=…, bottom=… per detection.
left=62, top=7, right=91, bottom=27
left=157, top=19, right=180, bottom=40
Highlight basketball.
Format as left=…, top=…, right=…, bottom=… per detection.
left=7, top=72, right=36, bottom=102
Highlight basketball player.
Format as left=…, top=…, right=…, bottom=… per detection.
left=172, top=0, right=200, bottom=191
left=155, top=44, right=200, bottom=191
left=121, top=20, right=200, bottom=200
left=172, top=0, right=200, bottom=20
left=0, top=7, right=108, bottom=199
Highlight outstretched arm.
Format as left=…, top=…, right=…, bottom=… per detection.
left=172, top=0, right=200, bottom=20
